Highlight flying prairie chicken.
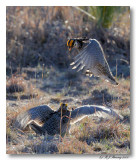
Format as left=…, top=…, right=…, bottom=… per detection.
left=67, top=38, right=118, bottom=85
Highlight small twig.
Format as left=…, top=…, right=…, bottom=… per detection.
left=60, top=106, right=62, bottom=138
left=116, top=59, right=118, bottom=80
left=72, top=6, right=96, bottom=20
left=119, top=58, right=129, bottom=64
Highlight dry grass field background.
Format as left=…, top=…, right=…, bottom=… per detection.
left=6, top=6, right=130, bottom=154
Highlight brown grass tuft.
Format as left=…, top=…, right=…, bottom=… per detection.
left=58, top=137, right=94, bottom=154
left=6, top=75, right=26, bottom=93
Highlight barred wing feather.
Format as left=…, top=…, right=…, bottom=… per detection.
left=70, top=39, right=118, bottom=85
left=70, top=105, right=123, bottom=124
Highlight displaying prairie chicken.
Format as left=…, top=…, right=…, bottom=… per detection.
left=67, top=38, right=118, bottom=85
left=15, top=103, right=123, bottom=136
left=15, top=103, right=70, bottom=137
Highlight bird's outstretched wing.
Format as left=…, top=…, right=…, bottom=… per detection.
left=70, top=39, right=118, bottom=85
left=14, top=105, right=54, bottom=130
left=70, top=105, right=123, bottom=124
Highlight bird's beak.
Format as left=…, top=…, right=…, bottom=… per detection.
left=69, top=47, right=71, bottom=51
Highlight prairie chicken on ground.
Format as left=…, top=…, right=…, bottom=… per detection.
left=67, top=38, right=118, bottom=85
left=15, top=103, right=70, bottom=136
left=15, top=103, right=123, bottom=136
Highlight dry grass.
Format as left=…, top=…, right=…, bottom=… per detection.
left=6, top=6, right=130, bottom=154
left=6, top=6, right=87, bottom=68
left=71, top=118, right=130, bottom=141
left=6, top=68, right=130, bottom=154
left=6, top=6, right=130, bottom=69
left=58, top=137, right=94, bottom=154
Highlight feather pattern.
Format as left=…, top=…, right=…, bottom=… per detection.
left=70, top=39, right=118, bottom=85
left=70, top=105, right=123, bottom=124
left=15, top=104, right=123, bottom=136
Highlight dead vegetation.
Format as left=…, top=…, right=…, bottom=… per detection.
left=6, top=6, right=130, bottom=154
left=6, top=70, right=130, bottom=154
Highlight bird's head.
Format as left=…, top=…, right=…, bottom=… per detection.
left=67, top=39, right=83, bottom=51
left=67, top=38, right=89, bottom=51
left=58, top=103, right=68, bottom=114
left=67, top=39, right=75, bottom=51
left=60, top=102, right=68, bottom=108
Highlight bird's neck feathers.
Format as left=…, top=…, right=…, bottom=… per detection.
left=77, top=40, right=88, bottom=50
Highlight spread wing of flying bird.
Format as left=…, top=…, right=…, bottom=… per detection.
left=70, top=39, right=118, bottom=85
